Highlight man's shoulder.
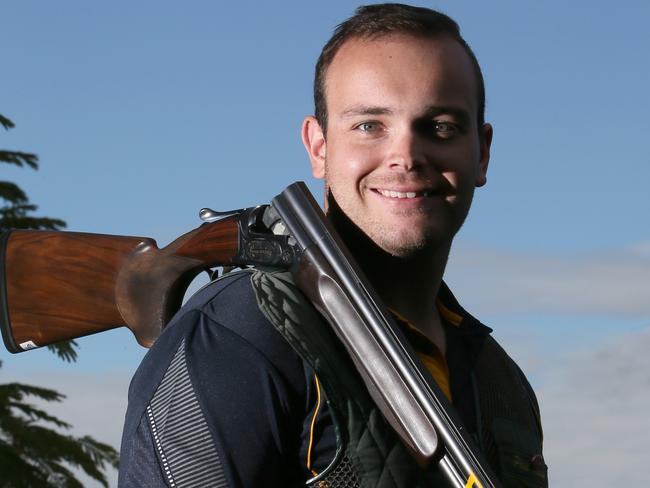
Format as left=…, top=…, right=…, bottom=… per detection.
left=167, top=269, right=299, bottom=358
left=126, top=269, right=309, bottom=408
left=120, top=269, right=318, bottom=487
left=181, top=269, right=259, bottom=320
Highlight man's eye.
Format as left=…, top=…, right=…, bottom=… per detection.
left=355, top=122, right=380, bottom=133
left=434, top=121, right=459, bottom=138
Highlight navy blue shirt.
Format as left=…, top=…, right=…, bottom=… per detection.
left=118, top=270, right=491, bottom=487
left=119, top=271, right=337, bottom=487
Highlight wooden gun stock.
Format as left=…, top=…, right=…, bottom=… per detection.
left=0, top=216, right=240, bottom=352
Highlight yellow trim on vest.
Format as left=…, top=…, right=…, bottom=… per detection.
left=307, top=374, right=322, bottom=476
left=436, top=298, right=463, bottom=327
left=465, top=472, right=483, bottom=488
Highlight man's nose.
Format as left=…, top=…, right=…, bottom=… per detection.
left=385, top=129, right=426, bottom=171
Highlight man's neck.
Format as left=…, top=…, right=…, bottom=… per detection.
left=358, top=240, right=450, bottom=354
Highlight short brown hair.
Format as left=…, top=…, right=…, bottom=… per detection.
left=314, top=3, right=485, bottom=134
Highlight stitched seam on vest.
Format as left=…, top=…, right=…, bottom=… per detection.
left=147, top=338, right=229, bottom=488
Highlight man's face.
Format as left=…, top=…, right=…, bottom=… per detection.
left=303, top=34, right=492, bottom=257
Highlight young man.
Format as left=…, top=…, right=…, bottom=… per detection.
left=119, top=5, right=546, bottom=487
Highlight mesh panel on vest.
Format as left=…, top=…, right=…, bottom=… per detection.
left=307, top=456, right=361, bottom=488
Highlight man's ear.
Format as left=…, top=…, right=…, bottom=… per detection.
left=301, top=116, right=327, bottom=179
left=476, top=122, right=493, bottom=187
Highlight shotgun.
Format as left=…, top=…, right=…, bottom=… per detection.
left=0, top=181, right=500, bottom=488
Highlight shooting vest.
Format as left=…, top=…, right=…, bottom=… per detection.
left=251, top=268, right=548, bottom=488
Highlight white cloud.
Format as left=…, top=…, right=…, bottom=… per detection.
left=537, top=326, right=650, bottom=487
left=447, top=243, right=650, bottom=318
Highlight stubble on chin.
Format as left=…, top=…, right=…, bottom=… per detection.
left=364, top=214, right=441, bottom=258
left=337, top=197, right=439, bottom=258
left=326, top=187, right=441, bottom=260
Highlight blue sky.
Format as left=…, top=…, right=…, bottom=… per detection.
left=2, top=1, right=649, bottom=486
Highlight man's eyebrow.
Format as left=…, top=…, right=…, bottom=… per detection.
left=423, top=105, right=471, bottom=125
left=339, top=104, right=472, bottom=124
left=340, top=105, right=394, bottom=118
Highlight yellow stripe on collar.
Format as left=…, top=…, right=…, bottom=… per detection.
left=390, top=311, right=453, bottom=402
left=436, top=298, right=463, bottom=327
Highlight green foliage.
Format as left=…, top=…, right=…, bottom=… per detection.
left=0, top=150, right=39, bottom=171
left=0, top=114, right=66, bottom=232
left=0, top=374, right=119, bottom=487
left=1, top=114, right=75, bottom=360
left=1, top=113, right=116, bottom=485
left=45, top=342, right=79, bottom=363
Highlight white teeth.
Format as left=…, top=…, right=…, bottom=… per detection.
left=378, top=189, right=424, bottom=199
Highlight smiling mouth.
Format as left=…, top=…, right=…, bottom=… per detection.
left=374, top=188, right=434, bottom=199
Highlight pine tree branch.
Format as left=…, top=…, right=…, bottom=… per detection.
left=0, top=379, right=118, bottom=487
left=0, top=114, right=14, bottom=130
left=0, top=150, right=39, bottom=170
left=41, top=462, right=84, bottom=488
left=45, top=341, right=79, bottom=363
left=0, top=442, right=51, bottom=487
left=0, top=181, right=29, bottom=204
left=17, top=425, right=117, bottom=487
left=0, top=382, right=66, bottom=404
left=8, top=403, right=72, bottom=429
left=0, top=213, right=66, bottom=231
